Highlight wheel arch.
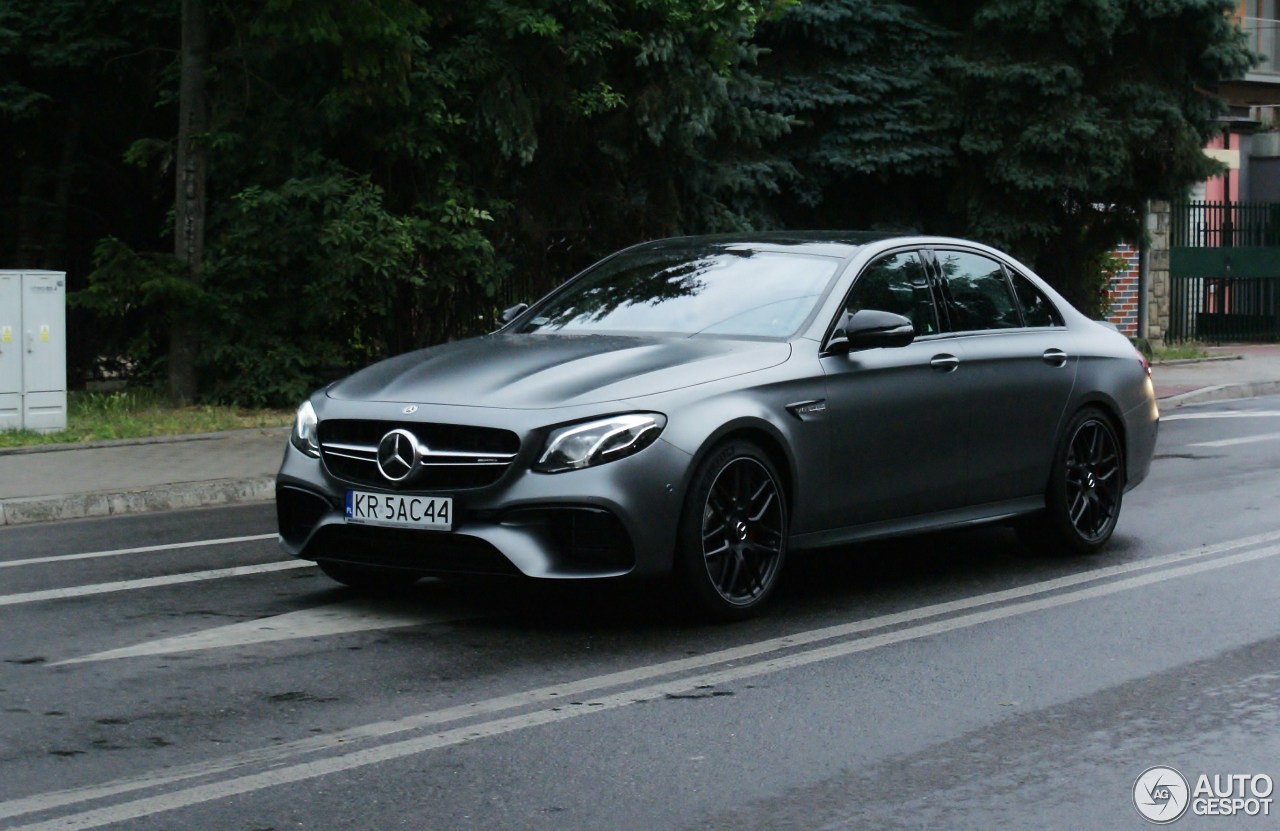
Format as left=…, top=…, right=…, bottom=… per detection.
left=671, top=420, right=795, bottom=619
left=682, top=418, right=796, bottom=512
left=1064, top=393, right=1129, bottom=481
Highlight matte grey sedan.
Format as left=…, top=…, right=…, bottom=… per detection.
left=276, top=232, right=1158, bottom=619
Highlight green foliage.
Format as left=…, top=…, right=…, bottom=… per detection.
left=913, top=0, right=1255, bottom=313
left=746, top=0, right=955, bottom=224
left=3, top=0, right=1261, bottom=404
left=434, top=0, right=794, bottom=295
left=75, top=237, right=196, bottom=383
left=198, top=170, right=501, bottom=406
left=0, top=0, right=177, bottom=277
left=737, top=0, right=1255, bottom=316
left=1091, top=251, right=1128, bottom=319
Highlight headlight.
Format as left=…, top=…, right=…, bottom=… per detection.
left=533, top=413, right=666, bottom=474
left=291, top=400, right=320, bottom=457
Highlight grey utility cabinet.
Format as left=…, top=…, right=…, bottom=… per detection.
left=0, top=270, right=67, bottom=432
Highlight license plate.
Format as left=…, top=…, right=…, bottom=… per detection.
left=345, top=490, right=453, bottom=531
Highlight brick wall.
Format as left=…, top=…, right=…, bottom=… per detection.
left=1106, top=243, right=1141, bottom=337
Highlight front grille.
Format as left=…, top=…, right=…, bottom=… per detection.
left=319, top=420, right=520, bottom=491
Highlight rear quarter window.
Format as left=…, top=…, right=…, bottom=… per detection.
left=1010, top=271, right=1065, bottom=327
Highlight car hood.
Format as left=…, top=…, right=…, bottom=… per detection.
left=326, top=334, right=791, bottom=409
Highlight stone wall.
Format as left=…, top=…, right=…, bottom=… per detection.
left=1146, top=200, right=1171, bottom=341
left=1102, top=202, right=1172, bottom=340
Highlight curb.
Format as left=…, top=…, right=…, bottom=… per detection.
left=1151, top=355, right=1243, bottom=367
left=0, top=476, right=276, bottom=526
left=1157, top=380, right=1280, bottom=410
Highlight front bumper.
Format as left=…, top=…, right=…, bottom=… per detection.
left=276, top=435, right=692, bottom=580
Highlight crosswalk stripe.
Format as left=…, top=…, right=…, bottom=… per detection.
left=0, top=561, right=311, bottom=607
left=0, top=534, right=277, bottom=569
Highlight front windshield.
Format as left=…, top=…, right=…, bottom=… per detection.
left=518, top=247, right=842, bottom=338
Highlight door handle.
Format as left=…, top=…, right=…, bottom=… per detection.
left=930, top=354, right=960, bottom=372
left=1042, top=348, right=1068, bottom=367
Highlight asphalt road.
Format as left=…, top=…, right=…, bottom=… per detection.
left=3, top=397, right=1280, bottom=830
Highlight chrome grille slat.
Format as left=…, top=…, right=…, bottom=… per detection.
left=319, top=444, right=515, bottom=465
left=324, top=449, right=377, bottom=463
left=320, top=451, right=513, bottom=467
left=419, top=451, right=517, bottom=463
left=317, top=419, right=520, bottom=490
left=325, top=441, right=376, bottom=455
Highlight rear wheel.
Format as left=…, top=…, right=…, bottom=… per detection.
left=1019, top=407, right=1124, bottom=554
left=676, top=441, right=788, bottom=621
left=316, top=560, right=421, bottom=592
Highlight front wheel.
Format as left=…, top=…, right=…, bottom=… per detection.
left=1021, top=408, right=1125, bottom=555
left=676, top=441, right=789, bottom=621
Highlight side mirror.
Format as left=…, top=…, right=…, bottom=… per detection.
left=826, top=309, right=915, bottom=354
left=500, top=303, right=529, bottom=325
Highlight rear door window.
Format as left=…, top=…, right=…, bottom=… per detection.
left=934, top=250, right=1022, bottom=331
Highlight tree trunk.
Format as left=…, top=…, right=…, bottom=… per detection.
left=45, top=118, right=81, bottom=271
left=171, top=0, right=207, bottom=405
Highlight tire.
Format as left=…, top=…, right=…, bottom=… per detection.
left=1021, top=407, right=1125, bottom=555
left=675, top=441, right=789, bottom=621
left=316, top=560, right=421, bottom=592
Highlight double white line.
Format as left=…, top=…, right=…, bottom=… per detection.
left=4, top=529, right=1280, bottom=830
left=0, top=534, right=298, bottom=607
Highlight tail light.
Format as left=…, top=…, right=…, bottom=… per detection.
left=1136, top=348, right=1152, bottom=379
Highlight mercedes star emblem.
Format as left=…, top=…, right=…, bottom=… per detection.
left=376, top=429, right=420, bottom=482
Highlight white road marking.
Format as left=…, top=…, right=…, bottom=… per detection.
left=0, top=534, right=277, bottom=569
left=4, top=529, right=1280, bottom=829
left=9, top=542, right=1280, bottom=831
left=52, top=599, right=464, bottom=665
left=1163, top=410, right=1280, bottom=421
left=1189, top=431, right=1280, bottom=448
left=0, top=561, right=311, bottom=607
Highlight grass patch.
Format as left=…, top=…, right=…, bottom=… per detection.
left=0, top=389, right=292, bottom=449
left=1132, top=338, right=1215, bottom=362
left=1150, top=342, right=1214, bottom=362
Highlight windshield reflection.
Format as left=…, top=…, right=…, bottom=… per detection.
left=520, top=247, right=841, bottom=338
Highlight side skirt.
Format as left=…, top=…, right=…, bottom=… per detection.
left=790, top=496, right=1045, bottom=551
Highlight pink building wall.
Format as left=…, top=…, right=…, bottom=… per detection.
left=1202, top=132, right=1241, bottom=203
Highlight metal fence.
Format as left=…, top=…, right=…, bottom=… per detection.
left=1170, top=201, right=1280, bottom=248
left=1168, top=273, right=1280, bottom=343
left=1168, top=200, right=1280, bottom=342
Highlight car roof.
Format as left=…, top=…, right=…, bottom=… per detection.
left=629, top=230, right=966, bottom=259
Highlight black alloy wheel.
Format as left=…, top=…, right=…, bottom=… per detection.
left=1033, top=407, right=1125, bottom=554
left=677, top=441, right=788, bottom=620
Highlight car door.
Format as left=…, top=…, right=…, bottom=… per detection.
left=927, top=247, right=1078, bottom=505
left=819, top=249, right=974, bottom=528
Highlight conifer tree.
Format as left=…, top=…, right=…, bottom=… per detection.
left=748, top=0, right=1254, bottom=314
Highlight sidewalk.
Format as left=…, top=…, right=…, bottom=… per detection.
left=2, top=345, right=1280, bottom=528
left=1147, top=344, right=1280, bottom=408
left=0, top=429, right=285, bottom=527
